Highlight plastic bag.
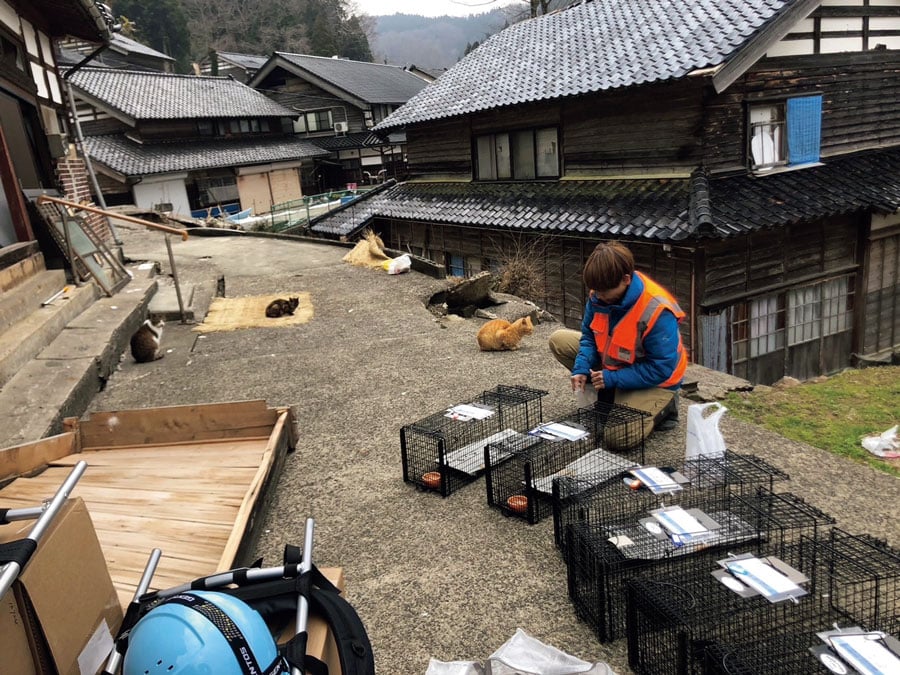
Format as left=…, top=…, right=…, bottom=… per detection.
left=425, top=659, right=483, bottom=675
left=383, top=254, right=412, bottom=275
left=861, top=425, right=899, bottom=458
left=486, top=628, right=617, bottom=675
left=685, top=402, right=727, bottom=460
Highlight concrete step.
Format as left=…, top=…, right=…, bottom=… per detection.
left=0, top=268, right=158, bottom=450
left=0, top=278, right=99, bottom=390
left=0, top=258, right=64, bottom=327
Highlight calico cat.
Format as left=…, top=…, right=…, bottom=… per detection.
left=265, top=297, right=300, bottom=318
left=476, top=315, right=534, bottom=351
left=130, top=318, right=165, bottom=363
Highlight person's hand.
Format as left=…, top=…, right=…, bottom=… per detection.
left=589, top=369, right=606, bottom=389
left=571, top=374, right=588, bottom=392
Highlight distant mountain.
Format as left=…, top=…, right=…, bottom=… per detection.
left=370, top=9, right=513, bottom=71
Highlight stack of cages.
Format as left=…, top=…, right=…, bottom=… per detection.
left=560, top=456, right=790, bottom=644
left=483, top=400, right=648, bottom=524
left=554, top=450, right=790, bottom=556
left=624, top=487, right=838, bottom=675
left=400, top=384, right=548, bottom=497
left=702, top=529, right=900, bottom=675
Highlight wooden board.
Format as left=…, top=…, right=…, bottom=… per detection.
left=73, top=399, right=283, bottom=449
left=0, top=402, right=295, bottom=609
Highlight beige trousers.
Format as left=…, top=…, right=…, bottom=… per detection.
left=548, top=328, right=675, bottom=449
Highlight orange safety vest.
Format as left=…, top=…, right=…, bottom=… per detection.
left=589, top=272, right=688, bottom=388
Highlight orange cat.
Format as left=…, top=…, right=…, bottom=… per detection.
left=476, top=316, right=534, bottom=351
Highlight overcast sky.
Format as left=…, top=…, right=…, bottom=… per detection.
left=352, top=0, right=519, bottom=18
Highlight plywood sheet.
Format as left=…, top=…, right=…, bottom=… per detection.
left=0, top=407, right=293, bottom=608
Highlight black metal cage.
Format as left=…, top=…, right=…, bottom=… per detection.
left=400, top=384, right=547, bottom=497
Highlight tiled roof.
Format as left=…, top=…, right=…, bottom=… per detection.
left=109, top=34, right=174, bottom=61
left=35, top=0, right=115, bottom=42
left=310, top=178, right=694, bottom=239
left=709, top=148, right=900, bottom=236
left=84, top=134, right=328, bottom=177
left=69, top=68, right=295, bottom=120
left=217, top=52, right=268, bottom=70
left=310, top=130, right=407, bottom=150
left=266, top=53, right=429, bottom=104
left=310, top=147, right=900, bottom=241
left=377, top=0, right=798, bottom=129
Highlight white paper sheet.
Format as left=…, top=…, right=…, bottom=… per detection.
left=829, top=634, right=900, bottom=675
left=724, top=557, right=802, bottom=600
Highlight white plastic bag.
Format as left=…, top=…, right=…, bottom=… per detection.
left=861, top=425, right=899, bottom=458
left=486, top=628, right=617, bottom=675
left=386, top=254, right=412, bottom=275
left=685, top=402, right=727, bottom=460
left=425, top=659, right=483, bottom=675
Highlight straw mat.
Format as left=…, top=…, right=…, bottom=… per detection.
left=194, top=292, right=313, bottom=332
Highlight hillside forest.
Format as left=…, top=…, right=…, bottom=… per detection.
left=107, top=0, right=573, bottom=74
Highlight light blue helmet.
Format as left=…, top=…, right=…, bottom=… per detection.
left=123, top=590, right=286, bottom=675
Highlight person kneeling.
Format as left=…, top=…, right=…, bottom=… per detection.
left=548, top=241, right=686, bottom=449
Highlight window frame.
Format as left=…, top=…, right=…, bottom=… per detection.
left=747, top=95, right=823, bottom=173
left=474, top=126, right=560, bottom=182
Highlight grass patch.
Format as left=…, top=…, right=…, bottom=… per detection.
left=721, top=365, right=900, bottom=477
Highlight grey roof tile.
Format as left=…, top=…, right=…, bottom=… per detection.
left=69, top=68, right=295, bottom=120
left=269, top=53, right=429, bottom=104
left=310, top=148, right=900, bottom=241
left=377, top=0, right=795, bottom=129
left=84, top=134, right=328, bottom=177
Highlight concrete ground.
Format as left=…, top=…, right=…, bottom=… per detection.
left=88, top=220, right=899, bottom=674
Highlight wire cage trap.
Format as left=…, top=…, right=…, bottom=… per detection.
left=553, top=450, right=789, bottom=559
left=566, top=486, right=835, bottom=646
left=702, top=529, right=900, bottom=675
left=624, top=503, right=845, bottom=675
left=400, top=384, right=547, bottom=497
left=483, top=401, right=648, bottom=524
left=564, top=481, right=770, bottom=644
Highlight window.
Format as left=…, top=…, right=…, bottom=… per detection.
left=731, top=293, right=785, bottom=363
left=293, top=109, right=333, bottom=134
left=475, top=127, right=559, bottom=181
left=748, top=95, right=822, bottom=172
left=789, top=276, right=854, bottom=345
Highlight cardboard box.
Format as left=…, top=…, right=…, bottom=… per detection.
left=0, top=590, right=37, bottom=675
left=0, top=497, right=123, bottom=675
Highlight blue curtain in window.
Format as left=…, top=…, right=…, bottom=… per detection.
left=787, top=95, right=822, bottom=165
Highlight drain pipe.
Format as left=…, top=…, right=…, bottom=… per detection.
left=61, top=45, right=122, bottom=245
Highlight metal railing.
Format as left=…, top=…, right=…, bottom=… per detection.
left=35, top=195, right=191, bottom=323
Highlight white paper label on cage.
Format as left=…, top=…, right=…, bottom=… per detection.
left=829, top=634, right=900, bottom=675
left=445, top=404, right=495, bottom=421
left=528, top=422, right=588, bottom=442
left=651, top=506, right=709, bottom=537
left=724, top=557, right=802, bottom=602
left=630, top=467, right=682, bottom=494
left=608, top=534, right=634, bottom=548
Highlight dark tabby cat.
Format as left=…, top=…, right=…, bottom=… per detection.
left=130, top=318, right=165, bottom=362
left=265, top=296, right=300, bottom=318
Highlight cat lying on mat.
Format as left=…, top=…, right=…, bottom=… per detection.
left=476, top=316, right=533, bottom=351
left=265, top=297, right=299, bottom=318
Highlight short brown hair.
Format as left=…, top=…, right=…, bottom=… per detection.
left=582, top=241, right=634, bottom=291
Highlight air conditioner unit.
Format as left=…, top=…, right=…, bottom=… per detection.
left=334, top=121, right=348, bottom=134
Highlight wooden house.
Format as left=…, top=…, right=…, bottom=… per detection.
left=0, top=0, right=114, bottom=248
left=310, top=0, right=900, bottom=385
left=58, top=33, right=176, bottom=73
left=249, top=53, right=430, bottom=191
left=66, top=67, right=329, bottom=217
left=196, top=50, right=268, bottom=83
